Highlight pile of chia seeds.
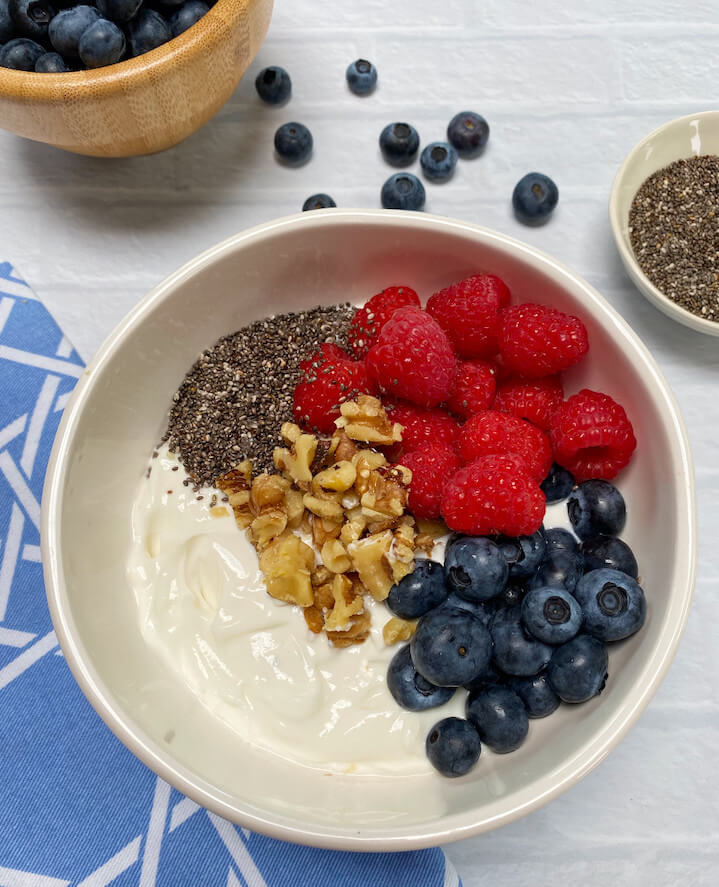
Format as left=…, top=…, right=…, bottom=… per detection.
left=628, top=154, right=719, bottom=321
left=163, top=304, right=354, bottom=485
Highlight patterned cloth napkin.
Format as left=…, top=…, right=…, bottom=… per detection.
left=0, top=264, right=462, bottom=887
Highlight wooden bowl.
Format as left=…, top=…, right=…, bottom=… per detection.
left=0, top=0, right=274, bottom=157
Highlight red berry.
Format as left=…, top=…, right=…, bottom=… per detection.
left=549, top=389, right=636, bottom=482
left=366, top=307, right=457, bottom=409
left=347, top=285, right=420, bottom=358
left=426, top=273, right=510, bottom=359
left=493, top=375, right=564, bottom=430
left=447, top=359, right=497, bottom=418
left=401, top=444, right=461, bottom=519
left=458, top=410, right=552, bottom=481
left=386, top=401, right=461, bottom=454
left=498, top=302, right=589, bottom=378
left=441, top=454, right=545, bottom=536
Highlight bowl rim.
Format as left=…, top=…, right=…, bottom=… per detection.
left=608, top=109, right=719, bottom=336
left=41, top=209, right=698, bottom=851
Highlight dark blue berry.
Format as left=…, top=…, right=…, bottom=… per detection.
left=446, top=110, right=489, bottom=158
left=9, top=0, right=55, bottom=41
left=573, top=568, right=646, bottom=642
left=466, top=685, right=529, bottom=754
left=386, top=645, right=455, bottom=713
left=379, top=121, right=419, bottom=167
left=543, top=527, right=579, bottom=556
left=96, top=0, right=142, bottom=23
left=489, top=605, right=553, bottom=676
left=496, top=530, right=546, bottom=580
left=420, top=141, right=457, bottom=183
left=496, top=583, right=527, bottom=609
left=463, top=660, right=508, bottom=694
left=426, top=717, right=481, bottom=777
left=509, top=672, right=560, bottom=718
left=168, top=0, right=208, bottom=37
left=567, top=480, right=626, bottom=541
left=49, top=6, right=100, bottom=59
left=254, top=64, right=291, bottom=104
left=0, top=37, right=45, bottom=68
left=346, top=57, right=376, bottom=95
left=274, top=121, right=312, bottom=165
left=35, top=50, right=68, bottom=71
left=512, top=172, right=559, bottom=226
left=440, top=592, right=494, bottom=626
left=521, top=586, right=583, bottom=645
left=444, top=536, right=508, bottom=602
left=127, top=8, right=170, bottom=57
left=529, top=549, right=584, bottom=593
left=547, top=634, right=608, bottom=703
left=302, top=193, right=336, bottom=211
left=78, top=18, right=125, bottom=67
left=381, top=172, right=425, bottom=210
left=541, top=463, right=575, bottom=503
left=581, top=535, right=638, bottom=578
left=0, top=0, right=14, bottom=43
left=387, top=559, right=448, bottom=620
left=410, top=606, right=492, bottom=687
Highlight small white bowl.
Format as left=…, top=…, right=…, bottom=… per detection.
left=42, top=210, right=696, bottom=850
left=609, top=110, right=719, bottom=336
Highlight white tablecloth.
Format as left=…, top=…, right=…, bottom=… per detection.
left=2, top=1, right=716, bottom=883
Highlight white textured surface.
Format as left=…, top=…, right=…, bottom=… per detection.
left=2, top=0, right=717, bottom=882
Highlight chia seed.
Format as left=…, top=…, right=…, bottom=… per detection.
left=628, top=154, right=719, bottom=321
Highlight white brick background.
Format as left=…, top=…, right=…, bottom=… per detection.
left=1, top=1, right=717, bottom=883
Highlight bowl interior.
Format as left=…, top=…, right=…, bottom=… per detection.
left=44, top=211, right=695, bottom=850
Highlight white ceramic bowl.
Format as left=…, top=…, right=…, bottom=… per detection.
left=42, top=210, right=696, bottom=851
left=609, top=110, right=719, bottom=336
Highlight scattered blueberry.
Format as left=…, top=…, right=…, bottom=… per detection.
left=489, top=605, right=553, bottom=676
left=521, top=586, right=583, bottom=645
left=78, top=18, right=125, bottom=67
left=541, top=463, right=575, bottom=503
left=96, top=0, right=142, bottom=23
left=411, top=606, right=493, bottom=688
left=168, top=0, right=208, bottom=37
left=9, top=0, right=54, bottom=41
left=567, top=480, right=626, bottom=540
left=463, top=660, right=508, bottom=694
left=126, top=7, right=170, bottom=57
left=426, top=717, right=481, bottom=777
left=0, top=0, right=14, bottom=43
left=529, top=549, right=584, bottom=593
left=440, top=592, right=494, bottom=625
left=547, top=634, right=608, bottom=703
left=34, top=49, right=67, bottom=71
left=573, top=569, right=646, bottom=642
left=379, top=122, right=419, bottom=167
left=496, top=530, right=546, bottom=580
left=49, top=5, right=99, bottom=58
left=387, top=559, right=448, bottom=619
left=274, top=121, right=313, bottom=165
left=381, top=172, right=425, bottom=211
left=466, top=685, right=529, bottom=754
left=444, top=536, right=508, bottom=602
left=255, top=64, right=291, bottom=104
left=509, top=672, right=560, bottom=719
left=543, top=527, right=579, bottom=556
left=446, top=110, right=489, bottom=158
left=0, top=36, right=44, bottom=68
left=302, top=193, right=336, bottom=211
left=346, top=57, right=376, bottom=95
left=512, top=172, right=559, bottom=226
left=420, top=141, right=458, bottom=183
left=581, top=535, right=638, bottom=578
left=386, top=645, right=456, bottom=712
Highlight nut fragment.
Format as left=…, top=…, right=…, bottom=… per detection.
left=329, top=608, right=371, bottom=647
left=382, top=616, right=418, bottom=645
left=348, top=531, right=394, bottom=600
left=333, top=429, right=359, bottom=462
left=250, top=509, right=288, bottom=549
left=304, top=606, right=324, bottom=634
left=303, top=493, right=344, bottom=521
left=274, top=433, right=317, bottom=484
left=314, top=460, right=357, bottom=492
left=281, top=422, right=302, bottom=445
left=284, top=488, right=305, bottom=528
left=336, top=395, right=402, bottom=445
left=324, top=574, right=365, bottom=632
left=250, top=473, right=290, bottom=512
left=216, top=461, right=253, bottom=529
left=258, top=532, right=315, bottom=607
left=321, top=538, right=351, bottom=573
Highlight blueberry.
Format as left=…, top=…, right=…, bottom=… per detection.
left=0, top=37, right=45, bottom=68
left=96, top=0, right=142, bottom=23
left=581, top=535, right=638, bottom=579
left=495, top=583, right=527, bottom=609
left=567, top=480, right=626, bottom=541
left=49, top=6, right=100, bottom=59
left=463, top=660, right=507, bottom=694
left=489, top=605, right=553, bottom=676
left=168, top=0, right=208, bottom=37
left=386, top=644, right=456, bottom=712
left=254, top=64, right=291, bottom=104
left=379, top=121, right=419, bottom=167
left=529, top=549, right=584, bottom=593
left=466, top=685, right=529, bottom=754
left=425, top=717, right=481, bottom=777
left=573, top=568, right=646, bottom=642
left=388, top=559, right=448, bottom=620
left=541, top=463, right=575, bottom=503
left=543, top=527, right=579, bottom=555
left=411, top=606, right=493, bottom=687
left=9, top=0, right=55, bottom=41
left=381, top=172, right=425, bottom=211
left=35, top=50, right=68, bottom=70
left=346, top=57, right=376, bottom=95
left=78, top=18, right=125, bottom=67
left=444, top=536, right=508, bottom=602
left=547, top=634, right=608, bottom=703
left=126, top=8, right=170, bottom=57
left=0, top=0, right=14, bottom=43
left=302, top=193, right=336, bottom=211
left=440, top=592, right=494, bottom=625
left=446, top=110, right=489, bottom=158
left=420, top=141, right=457, bottom=183
left=521, top=586, right=583, bottom=645
left=496, top=530, right=546, bottom=580
left=274, top=121, right=312, bottom=165
left=509, top=672, right=560, bottom=719
left=512, top=172, right=559, bottom=226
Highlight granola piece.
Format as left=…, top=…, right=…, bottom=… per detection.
left=313, top=460, right=357, bottom=493
left=321, top=538, right=351, bottom=573
left=347, top=530, right=394, bottom=600
left=382, top=616, right=418, bottom=645
left=324, top=574, right=365, bottom=632
left=258, top=532, right=315, bottom=607
left=216, top=460, right=253, bottom=529
left=273, top=433, right=317, bottom=484
left=335, top=395, right=402, bottom=445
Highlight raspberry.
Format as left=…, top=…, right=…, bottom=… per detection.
left=401, top=444, right=461, bottom=520
left=498, top=302, right=589, bottom=378
left=426, top=273, right=510, bottom=358
left=493, top=375, right=564, bottom=430
left=347, top=285, right=420, bottom=358
left=447, top=359, right=497, bottom=419
left=441, top=454, right=545, bottom=536
left=458, top=410, right=552, bottom=482
left=366, top=307, right=457, bottom=409
left=293, top=346, right=375, bottom=434
left=549, top=389, right=636, bottom=482
left=386, top=401, right=461, bottom=454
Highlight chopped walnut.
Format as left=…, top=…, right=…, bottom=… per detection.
left=250, top=473, right=290, bottom=512
left=216, top=460, right=253, bottom=529
left=333, top=429, right=359, bottom=462
left=250, top=509, right=288, bottom=549
left=335, top=395, right=402, bottom=445
left=273, top=433, right=317, bottom=484
left=348, top=531, right=395, bottom=600
left=324, top=574, right=365, bottom=632
left=382, top=616, right=417, bottom=645
left=313, top=460, right=357, bottom=493
left=321, top=538, right=351, bottom=573
left=258, top=532, right=315, bottom=607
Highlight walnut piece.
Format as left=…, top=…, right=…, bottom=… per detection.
left=335, top=395, right=402, bottom=445
left=216, top=460, right=253, bottom=529
left=321, top=538, right=351, bottom=573
left=273, top=433, right=317, bottom=484
left=382, top=616, right=417, bottom=645
left=324, top=574, right=365, bottom=632
left=258, top=532, right=315, bottom=607
left=348, top=531, right=395, bottom=600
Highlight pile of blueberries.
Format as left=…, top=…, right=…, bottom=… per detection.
left=386, top=474, right=646, bottom=778
left=0, top=0, right=213, bottom=72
